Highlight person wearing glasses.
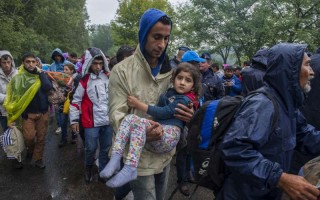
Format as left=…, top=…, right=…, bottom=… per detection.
left=5, top=52, right=53, bottom=169
left=69, top=47, right=113, bottom=183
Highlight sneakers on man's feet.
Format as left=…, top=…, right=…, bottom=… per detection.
left=55, top=127, right=61, bottom=135
left=12, top=159, right=23, bottom=169
left=32, top=159, right=46, bottom=169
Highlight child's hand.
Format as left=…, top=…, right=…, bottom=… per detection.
left=127, top=96, right=140, bottom=108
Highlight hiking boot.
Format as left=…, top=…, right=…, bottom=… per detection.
left=33, top=159, right=46, bottom=169
left=12, top=159, right=23, bottom=169
left=55, top=127, right=61, bottom=135
left=85, top=167, right=92, bottom=183
left=179, top=183, right=190, bottom=196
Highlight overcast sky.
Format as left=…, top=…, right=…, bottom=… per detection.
left=86, top=0, right=186, bottom=25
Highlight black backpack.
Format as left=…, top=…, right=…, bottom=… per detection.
left=186, top=89, right=279, bottom=198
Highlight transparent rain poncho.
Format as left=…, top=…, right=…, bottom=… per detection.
left=4, top=66, right=41, bottom=124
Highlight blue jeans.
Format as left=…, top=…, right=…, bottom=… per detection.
left=84, top=125, right=113, bottom=172
left=176, top=146, right=191, bottom=183
left=130, top=164, right=170, bottom=200
left=0, top=116, right=8, bottom=131
left=60, top=113, right=76, bottom=143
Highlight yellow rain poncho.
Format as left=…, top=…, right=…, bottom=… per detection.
left=4, top=65, right=41, bottom=124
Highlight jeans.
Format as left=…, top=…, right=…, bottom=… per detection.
left=0, top=116, right=8, bottom=131
left=60, top=113, right=76, bottom=143
left=176, top=146, right=191, bottom=183
left=84, top=125, right=113, bottom=172
left=55, top=110, right=62, bottom=127
left=130, top=164, right=170, bottom=200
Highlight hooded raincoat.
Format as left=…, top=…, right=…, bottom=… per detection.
left=0, top=51, right=18, bottom=117
left=49, top=48, right=69, bottom=72
left=69, top=47, right=110, bottom=128
left=216, top=43, right=320, bottom=200
left=108, top=8, right=173, bottom=176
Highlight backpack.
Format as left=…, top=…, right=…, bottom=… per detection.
left=186, top=89, right=279, bottom=197
left=0, top=127, right=25, bottom=162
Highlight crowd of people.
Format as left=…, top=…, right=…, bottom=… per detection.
left=1, top=7, right=320, bottom=200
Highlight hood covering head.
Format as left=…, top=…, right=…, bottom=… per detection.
left=0, top=50, right=15, bottom=68
left=251, top=48, right=269, bottom=71
left=81, top=47, right=110, bottom=76
left=51, top=48, right=65, bottom=63
left=138, top=8, right=172, bottom=66
left=264, top=43, right=307, bottom=113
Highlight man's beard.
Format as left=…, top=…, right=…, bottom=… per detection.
left=303, top=75, right=314, bottom=93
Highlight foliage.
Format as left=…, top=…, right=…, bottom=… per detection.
left=174, top=0, right=320, bottom=64
left=111, top=0, right=175, bottom=49
left=90, top=24, right=114, bottom=56
left=0, top=0, right=89, bottom=63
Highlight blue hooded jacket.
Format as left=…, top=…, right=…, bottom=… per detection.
left=241, top=48, right=269, bottom=96
left=217, top=43, right=320, bottom=200
left=49, top=48, right=69, bottom=72
left=138, top=8, right=172, bottom=76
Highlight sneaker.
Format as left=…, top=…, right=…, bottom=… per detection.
left=12, top=159, right=23, bottom=169
left=33, top=159, right=46, bottom=169
left=55, top=127, right=61, bottom=134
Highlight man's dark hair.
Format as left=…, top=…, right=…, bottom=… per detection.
left=243, top=61, right=251, bottom=66
left=158, top=15, right=172, bottom=25
left=22, top=52, right=36, bottom=61
left=211, top=63, right=219, bottom=70
left=116, top=45, right=135, bottom=62
left=1, top=55, right=11, bottom=60
left=70, top=52, right=77, bottom=58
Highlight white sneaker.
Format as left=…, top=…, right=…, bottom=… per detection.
left=55, top=127, right=61, bottom=134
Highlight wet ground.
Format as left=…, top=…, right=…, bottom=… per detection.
left=0, top=116, right=214, bottom=200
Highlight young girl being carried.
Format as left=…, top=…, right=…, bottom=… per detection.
left=100, top=62, right=202, bottom=188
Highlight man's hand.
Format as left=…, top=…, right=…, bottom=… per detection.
left=146, top=120, right=162, bottom=142
left=174, top=103, right=194, bottom=123
left=127, top=96, right=148, bottom=112
left=278, top=172, right=320, bottom=200
left=127, top=96, right=140, bottom=108
left=8, top=122, right=16, bottom=128
left=71, top=123, right=79, bottom=134
left=225, top=81, right=233, bottom=87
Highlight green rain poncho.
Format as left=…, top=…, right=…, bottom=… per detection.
left=4, top=65, right=41, bottom=124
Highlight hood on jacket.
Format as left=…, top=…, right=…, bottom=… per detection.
left=264, top=43, right=307, bottom=113
left=138, top=8, right=172, bottom=68
left=81, top=47, right=110, bottom=76
left=0, top=50, right=16, bottom=69
left=51, top=48, right=65, bottom=63
left=251, top=48, right=268, bottom=71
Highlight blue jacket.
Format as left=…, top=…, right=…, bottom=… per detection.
left=49, top=48, right=69, bottom=72
left=241, top=48, right=269, bottom=96
left=202, top=68, right=224, bottom=102
left=217, top=43, right=320, bottom=200
left=222, top=74, right=241, bottom=96
left=300, top=53, right=320, bottom=129
left=147, top=88, right=192, bottom=129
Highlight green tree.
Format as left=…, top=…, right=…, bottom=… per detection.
left=111, top=0, right=175, bottom=48
left=90, top=24, right=114, bottom=56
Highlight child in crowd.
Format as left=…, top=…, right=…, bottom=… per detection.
left=58, top=63, right=78, bottom=147
left=100, top=63, right=202, bottom=188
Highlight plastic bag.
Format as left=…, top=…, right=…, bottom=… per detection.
left=4, top=66, right=41, bottom=124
